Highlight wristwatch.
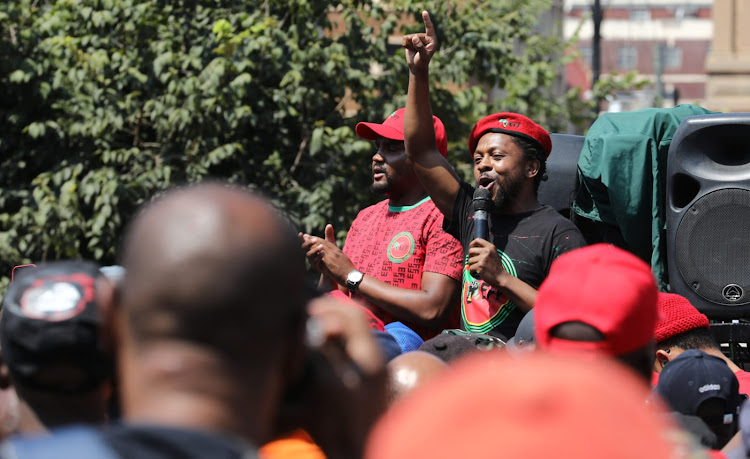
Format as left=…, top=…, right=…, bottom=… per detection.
left=346, top=270, right=364, bottom=292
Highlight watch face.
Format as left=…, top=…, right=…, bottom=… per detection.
left=347, top=270, right=364, bottom=285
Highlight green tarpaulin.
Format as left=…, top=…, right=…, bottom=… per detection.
left=573, top=104, right=717, bottom=289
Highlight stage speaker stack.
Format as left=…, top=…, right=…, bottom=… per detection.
left=539, top=134, right=585, bottom=216
left=666, top=113, right=750, bottom=319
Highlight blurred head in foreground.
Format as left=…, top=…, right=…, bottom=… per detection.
left=366, top=352, right=690, bottom=459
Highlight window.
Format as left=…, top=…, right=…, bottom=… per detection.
left=630, top=9, right=650, bottom=21
left=580, top=46, right=593, bottom=67
left=617, top=46, right=638, bottom=69
left=664, top=46, right=682, bottom=70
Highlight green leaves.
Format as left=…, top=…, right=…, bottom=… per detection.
left=0, top=0, right=611, bottom=294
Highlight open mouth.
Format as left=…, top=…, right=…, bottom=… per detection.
left=373, top=167, right=386, bottom=180
left=478, top=175, right=495, bottom=190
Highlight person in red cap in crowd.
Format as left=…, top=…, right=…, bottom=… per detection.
left=300, top=108, right=462, bottom=340
left=653, top=292, right=750, bottom=395
left=400, top=12, right=586, bottom=340
left=365, top=351, right=704, bottom=459
left=534, top=244, right=659, bottom=383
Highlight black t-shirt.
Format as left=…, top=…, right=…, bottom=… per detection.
left=103, top=424, right=258, bottom=459
left=444, top=181, right=587, bottom=339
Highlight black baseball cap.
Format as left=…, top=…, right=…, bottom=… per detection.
left=419, top=329, right=505, bottom=363
left=506, top=310, right=535, bottom=354
left=656, top=349, right=743, bottom=425
left=0, top=260, right=113, bottom=393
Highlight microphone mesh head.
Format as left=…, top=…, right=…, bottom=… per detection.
left=473, top=187, right=493, bottom=212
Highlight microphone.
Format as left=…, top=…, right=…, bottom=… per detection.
left=473, top=187, right=493, bottom=241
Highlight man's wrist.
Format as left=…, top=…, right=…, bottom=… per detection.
left=493, top=270, right=510, bottom=291
left=346, top=270, right=365, bottom=292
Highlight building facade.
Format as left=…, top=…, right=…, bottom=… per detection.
left=564, top=0, right=712, bottom=111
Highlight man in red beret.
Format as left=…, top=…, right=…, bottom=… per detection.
left=653, top=292, right=750, bottom=395
left=400, top=12, right=586, bottom=339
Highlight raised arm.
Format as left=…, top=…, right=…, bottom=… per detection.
left=403, top=11, right=461, bottom=218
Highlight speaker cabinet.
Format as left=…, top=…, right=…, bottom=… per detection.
left=666, top=113, right=750, bottom=319
left=539, top=134, right=584, bottom=216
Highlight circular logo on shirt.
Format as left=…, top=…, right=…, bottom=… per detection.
left=388, top=232, right=415, bottom=264
left=461, top=250, right=518, bottom=334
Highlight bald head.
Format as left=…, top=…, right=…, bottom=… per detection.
left=387, top=351, right=446, bottom=403
left=119, top=183, right=309, bottom=361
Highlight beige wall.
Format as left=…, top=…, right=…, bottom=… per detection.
left=705, top=0, right=750, bottom=111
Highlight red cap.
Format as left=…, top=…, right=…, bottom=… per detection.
left=535, top=244, right=658, bottom=357
left=355, top=108, right=448, bottom=157
left=365, top=352, right=681, bottom=459
left=468, top=112, right=552, bottom=157
left=654, top=293, right=709, bottom=344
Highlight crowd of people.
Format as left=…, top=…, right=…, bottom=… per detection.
left=0, top=10, right=749, bottom=459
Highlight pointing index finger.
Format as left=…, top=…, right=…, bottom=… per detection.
left=422, top=10, right=436, bottom=39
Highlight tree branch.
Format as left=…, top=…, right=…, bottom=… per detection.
left=289, top=132, right=309, bottom=176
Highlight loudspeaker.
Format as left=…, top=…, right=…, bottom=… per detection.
left=666, top=113, right=750, bottom=319
left=539, top=134, right=585, bottom=216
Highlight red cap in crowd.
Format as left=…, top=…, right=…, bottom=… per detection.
left=654, top=293, right=709, bottom=344
left=468, top=112, right=552, bottom=157
left=355, top=108, right=449, bottom=157
left=366, top=352, right=681, bottom=458
left=535, top=244, right=659, bottom=357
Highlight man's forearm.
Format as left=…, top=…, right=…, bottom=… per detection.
left=351, top=273, right=454, bottom=329
left=404, top=70, right=437, bottom=161
left=493, top=274, right=537, bottom=314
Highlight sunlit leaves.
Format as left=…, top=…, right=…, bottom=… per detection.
left=0, top=0, right=597, bottom=294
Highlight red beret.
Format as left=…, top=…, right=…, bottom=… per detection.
left=654, top=293, right=710, bottom=344
left=468, top=112, right=552, bottom=158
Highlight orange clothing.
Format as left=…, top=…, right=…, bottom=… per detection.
left=260, top=430, right=325, bottom=459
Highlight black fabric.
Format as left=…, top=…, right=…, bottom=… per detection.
left=444, top=181, right=586, bottom=338
left=0, top=260, right=112, bottom=393
left=102, top=424, right=258, bottom=459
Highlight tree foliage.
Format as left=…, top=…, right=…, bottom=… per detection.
left=0, top=0, right=599, bottom=292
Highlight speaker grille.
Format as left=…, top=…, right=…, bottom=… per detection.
left=675, top=188, right=750, bottom=305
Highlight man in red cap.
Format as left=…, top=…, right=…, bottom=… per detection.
left=400, top=12, right=586, bottom=339
left=653, top=292, right=750, bottom=395
left=534, top=243, right=659, bottom=383
left=300, top=108, right=462, bottom=339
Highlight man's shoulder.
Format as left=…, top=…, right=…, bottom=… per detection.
left=1, top=424, right=258, bottom=459
left=350, top=199, right=389, bottom=226
left=526, top=206, right=582, bottom=232
left=354, top=199, right=389, bottom=218
left=101, top=424, right=256, bottom=458
left=2, top=426, right=116, bottom=459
